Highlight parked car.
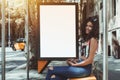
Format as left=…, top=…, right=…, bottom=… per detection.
left=11, top=38, right=26, bottom=51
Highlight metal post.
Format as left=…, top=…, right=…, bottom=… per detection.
left=103, top=0, right=108, bottom=80
left=1, top=0, right=6, bottom=80
left=8, top=1, right=11, bottom=47
left=25, top=0, right=29, bottom=79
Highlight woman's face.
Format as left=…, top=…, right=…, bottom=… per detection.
left=85, top=21, right=93, bottom=34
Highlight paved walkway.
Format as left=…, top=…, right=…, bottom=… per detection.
left=0, top=47, right=67, bottom=80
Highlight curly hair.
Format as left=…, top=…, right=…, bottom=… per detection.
left=80, top=15, right=99, bottom=41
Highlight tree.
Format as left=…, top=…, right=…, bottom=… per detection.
left=0, top=3, right=25, bottom=46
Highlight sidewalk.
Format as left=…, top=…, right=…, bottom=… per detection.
left=0, top=47, right=26, bottom=62
left=5, top=61, right=67, bottom=80
left=94, top=54, right=120, bottom=80
left=0, top=47, right=13, bottom=52
left=5, top=64, right=42, bottom=80
left=0, top=47, right=97, bottom=80
left=0, top=47, right=44, bottom=80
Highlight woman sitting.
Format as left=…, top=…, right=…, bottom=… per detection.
left=46, top=15, right=99, bottom=80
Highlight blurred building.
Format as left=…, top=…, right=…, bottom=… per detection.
left=80, top=0, right=120, bottom=58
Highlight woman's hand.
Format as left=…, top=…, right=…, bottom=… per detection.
left=66, top=59, right=77, bottom=66
left=66, top=59, right=71, bottom=65
left=68, top=61, right=76, bottom=66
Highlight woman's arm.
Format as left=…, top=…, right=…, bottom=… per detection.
left=69, top=38, right=98, bottom=67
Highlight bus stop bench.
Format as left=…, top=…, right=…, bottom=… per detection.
left=69, top=74, right=96, bottom=80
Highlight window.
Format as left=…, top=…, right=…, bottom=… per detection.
left=112, top=0, right=116, bottom=16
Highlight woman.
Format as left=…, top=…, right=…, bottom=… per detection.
left=46, top=16, right=99, bottom=80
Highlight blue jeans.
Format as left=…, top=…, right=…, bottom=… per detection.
left=46, top=60, right=92, bottom=80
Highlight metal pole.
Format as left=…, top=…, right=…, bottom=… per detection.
left=103, top=0, right=108, bottom=80
left=25, top=0, right=29, bottom=79
left=8, top=1, right=11, bottom=47
left=1, top=0, right=6, bottom=80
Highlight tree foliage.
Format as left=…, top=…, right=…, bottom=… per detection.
left=0, top=3, right=25, bottom=46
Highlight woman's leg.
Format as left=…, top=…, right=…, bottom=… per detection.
left=46, top=66, right=69, bottom=80
left=46, top=65, right=91, bottom=80
left=66, top=65, right=92, bottom=78
left=49, top=75, right=67, bottom=80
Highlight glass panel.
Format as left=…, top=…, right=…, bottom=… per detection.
left=0, top=0, right=27, bottom=79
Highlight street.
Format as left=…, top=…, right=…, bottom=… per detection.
left=0, top=47, right=42, bottom=80
left=0, top=47, right=25, bottom=72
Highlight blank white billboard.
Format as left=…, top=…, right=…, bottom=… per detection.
left=38, top=3, right=78, bottom=59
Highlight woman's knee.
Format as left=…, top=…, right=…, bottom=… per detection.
left=47, top=66, right=54, bottom=74
left=51, top=74, right=56, bottom=78
left=49, top=66, right=54, bottom=70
